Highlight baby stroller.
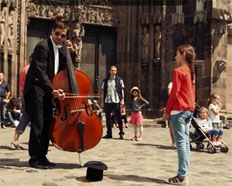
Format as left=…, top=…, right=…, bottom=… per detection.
left=189, top=117, right=229, bottom=153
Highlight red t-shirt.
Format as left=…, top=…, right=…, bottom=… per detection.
left=20, top=64, right=30, bottom=93
left=165, top=65, right=195, bottom=114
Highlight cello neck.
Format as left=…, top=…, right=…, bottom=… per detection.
left=64, top=42, right=79, bottom=94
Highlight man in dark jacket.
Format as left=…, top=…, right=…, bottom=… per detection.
left=0, top=72, right=10, bottom=128
left=24, top=21, right=74, bottom=169
left=101, top=65, right=125, bottom=139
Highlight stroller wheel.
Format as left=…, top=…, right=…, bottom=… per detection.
left=208, top=146, right=216, bottom=154
left=220, top=146, right=229, bottom=153
left=196, top=143, right=204, bottom=150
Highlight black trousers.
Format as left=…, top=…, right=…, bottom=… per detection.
left=26, top=85, right=53, bottom=159
left=104, top=103, right=123, bottom=136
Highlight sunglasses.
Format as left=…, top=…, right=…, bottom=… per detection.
left=54, top=31, right=66, bottom=38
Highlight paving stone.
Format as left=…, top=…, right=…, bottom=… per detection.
left=0, top=123, right=231, bottom=186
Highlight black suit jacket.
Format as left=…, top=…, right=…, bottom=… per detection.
left=24, top=38, right=67, bottom=96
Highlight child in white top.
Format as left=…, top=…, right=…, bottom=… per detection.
left=207, top=94, right=224, bottom=144
left=208, top=93, right=221, bottom=128
left=197, top=107, right=223, bottom=146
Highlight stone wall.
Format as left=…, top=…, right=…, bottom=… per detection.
left=2, top=0, right=232, bottom=117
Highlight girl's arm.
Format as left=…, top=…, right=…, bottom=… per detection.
left=140, top=98, right=149, bottom=108
left=210, top=104, right=221, bottom=115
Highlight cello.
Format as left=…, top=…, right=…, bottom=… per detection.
left=50, top=42, right=102, bottom=153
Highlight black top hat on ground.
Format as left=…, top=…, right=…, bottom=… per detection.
left=83, top=161, right=108, bottom=181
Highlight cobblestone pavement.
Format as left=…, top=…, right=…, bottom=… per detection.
left=0, top=122, right=232, bottom=186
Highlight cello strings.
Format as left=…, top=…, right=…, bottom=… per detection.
left=65, top=93, right=102, bottom=96
left=65, top=95, right=101, bottom=99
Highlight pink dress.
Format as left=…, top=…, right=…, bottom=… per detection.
left=130, top=112, right=143, bottom=125
left=129, top=97, right=149, bottom=125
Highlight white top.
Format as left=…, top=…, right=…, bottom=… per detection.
left=196, top=118, right=213, bottom=130
left=168, top=82, right=179, bottom=115
left=168, top=82, right=173, bottom=90
left=208, top=103, right=220, bottom=123
left=50, top=36, right=62, bottom=75
left=101, top=76, right=125, bottom=104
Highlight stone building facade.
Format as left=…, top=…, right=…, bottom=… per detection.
left=1, top=0, right=232, bottom=118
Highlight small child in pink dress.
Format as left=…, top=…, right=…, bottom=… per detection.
left=120, top=101, right=128, bottom=128
left=129, top=87, right=149, bottom=141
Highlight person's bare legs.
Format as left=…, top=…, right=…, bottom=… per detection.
left=12, top=131, right=20, bottom=144
left=131, top=125, right=137, bottom=141
left=10, top=131, right=21, bottom=149
left=137, top=125, right=143, bottom=141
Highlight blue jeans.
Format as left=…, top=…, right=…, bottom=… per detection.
left=206, top=129, right=219, bottom=136
left=0, top=100, right=7, bottom=124
left=171, top=111, right=193, bottom=179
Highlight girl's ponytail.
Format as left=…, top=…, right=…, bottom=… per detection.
left=177, top=44, right=196, bottom=84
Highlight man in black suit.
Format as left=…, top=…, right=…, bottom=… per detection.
left=24, top=21, right=75, bottom=169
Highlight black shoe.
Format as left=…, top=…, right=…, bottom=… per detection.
left=1, top=124, right=6, bottom=129
left=29, top=158, right=49, bottom=169
left=119, top=132, right=124, bottom=139
left=41, top=157, right=56, bottom=167
left=103, top=134, right=112, bottom=139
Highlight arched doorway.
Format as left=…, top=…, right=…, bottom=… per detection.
left=81, top=25, right=116, bottom=93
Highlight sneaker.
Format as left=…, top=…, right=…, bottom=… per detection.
left=216, top=141, right=223, bottom=146
left=119, top=134, right=124, bottom=140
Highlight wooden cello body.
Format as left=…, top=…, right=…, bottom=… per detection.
left=50, top=48, right=102, bottom=152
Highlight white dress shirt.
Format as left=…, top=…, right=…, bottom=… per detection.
left=50, top=36, right=62, bottom=74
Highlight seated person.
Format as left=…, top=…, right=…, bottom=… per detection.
left=196, top=107, right=223, bottom=146
left=6, top=97, right=21, bottom=127
left=90, top=99, right=102, bottom=121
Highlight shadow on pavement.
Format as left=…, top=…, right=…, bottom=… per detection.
left=105, top=174, right=168, bottom=184
left=75, top=176, right=89, bottom=182
left=0, top=158, right=28, bottom=169
left=134, top=143, right=210, bottom=153
left=0, top=145, right=27, bottom=150
left=134, top=143, right=176, bottom=150
left=0, top=158, right=82, bottom=169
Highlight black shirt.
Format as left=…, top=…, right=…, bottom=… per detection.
left=0, top=81, right=10, bottom=98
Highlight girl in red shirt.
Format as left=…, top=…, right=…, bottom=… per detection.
left=162, top=44, right=196, bottom=185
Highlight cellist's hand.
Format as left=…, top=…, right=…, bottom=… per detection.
left=66, top=40, right=74, bottom=53
left=52, top=89, right=65, bottom=100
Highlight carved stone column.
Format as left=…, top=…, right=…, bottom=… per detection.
left=72, top=22, right=85, bottom=68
